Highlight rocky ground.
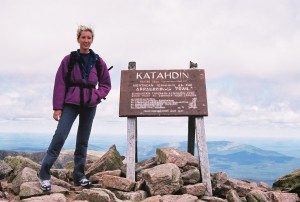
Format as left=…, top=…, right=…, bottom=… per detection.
left=0, top=145, right=299, bottom=202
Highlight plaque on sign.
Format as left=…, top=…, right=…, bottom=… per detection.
left=119, top=69, right=208, bottom=117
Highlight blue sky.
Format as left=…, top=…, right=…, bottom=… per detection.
left=1, top=0, right=300, bottom=144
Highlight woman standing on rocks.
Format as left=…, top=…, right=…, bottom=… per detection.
left=39, top=25, right=111, bottom=191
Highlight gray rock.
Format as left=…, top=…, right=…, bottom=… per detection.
left=273, top=168, right=300, bottom=195
left=4, top=156, right=40, bottom=181
left=0, top=160, right=12, bottom=180
left=140, top=195, right=162, bottom=202
left=114, top=190, right=147, bottom=202
left=226, top=189, right=241, bottom=202
left=246, top=190, right=269, bottom=202
left=267, top=191, right=300, bottom=202
left=142, top=163, right=182, bottom=196
left=19, top=181, right=68, bottom=198
left=181, top=167, right=201, bottom=185
left=75, top=188, right=122, bottom=202
left=85, top=145, right=123, bottom=177
left=161, top=194, right=198, bottom=202
left=156, top=148, right=198, bottom=168
left=11, top=167, right=39, bottom=194
left=180, top=183, right=206, bottom=197
left=102, top=175, right=135, bottom=191
left=20, top=193, right=66, bottom=202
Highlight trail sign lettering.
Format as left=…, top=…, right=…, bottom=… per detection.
left=119, top=69, right=208, bottom=117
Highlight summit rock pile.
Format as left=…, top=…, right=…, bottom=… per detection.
left=0, top=145, right=299, bottom=202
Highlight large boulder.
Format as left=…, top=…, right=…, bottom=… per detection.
left=273, top=168, right=300, bottom=195
left=102, top=175, right=136, bottom=191
left=181, top=166, right=201, bottom=185
left=85, top=145, right=123, bottom=177
left=142, top=163, right=182, bottom=196
left=161, top=194, right=198, bottom=202
left=11, top=167, right=39, bottom=194
left=75, top=188, right=123, bottom=202
left=3, top=156, right=40, bottom=181
left=246, top=189, right=300, bottom=202
left=114, top=190, right=147, bottom=202
left=19, top=181, right=68, bottom=199
left=180, top=183, right=206, bottom=197
left=0, top=160, right=12, bottom=180
left=20, top=193, right=67, bottom=202
left=156, top=148, right=198, bottom=168
left=0, top=150, right=103, bottom=169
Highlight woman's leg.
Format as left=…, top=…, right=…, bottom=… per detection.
left=39, top=105, right=79, bottom=180
left=73, top=106, right=96, bottom=182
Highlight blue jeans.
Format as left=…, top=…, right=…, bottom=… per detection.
left=39, top=104, right=96, bottom=181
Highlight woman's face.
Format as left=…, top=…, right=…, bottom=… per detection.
left=77, top=31, right=93, bottom=52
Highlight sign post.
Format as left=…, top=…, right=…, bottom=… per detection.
left=119, top=62, right=212, bottom=196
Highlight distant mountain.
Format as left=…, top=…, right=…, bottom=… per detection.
left=137, top=140, right=300, bottom=185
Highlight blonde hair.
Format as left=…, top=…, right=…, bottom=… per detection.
left=77, top=25, right=94, bottom=39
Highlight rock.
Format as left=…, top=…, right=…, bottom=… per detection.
left=212, top=172, right=228, bottom=186
left=11, top=167, right=39, bottom=194
left=156, top=148, right=198, bottom=168
left=0, top=161, right=12, bottom=180
left=51, top=175, right=72, bottom=189
left=140, top=195, right=162, bottom=202
left=226, top=189, right=241, bottom=202
left=181, top=166, right=201, bottom=185
left=0, top=151, right=46, bottom=165
left=20, top=193, right=67, bottom=202
left=267, top=191, right=300, bottom=202
left=142, top=163, right=182, bottom=196
left=0, top=150, right=104, bottom=170
left=161, top=194, right=198, bottom=202
left=50, top=169, right=71, bottom=182
left=135, top=157, right=159, bottom=181
left=211, top=172, right=231, bottom=198
left=225, top=178, right=257, bottom=197
left=75, top=188, right=122, bottom=202
left=114, top=190, right=147, bottom=202
left=19, top=181, right=68, bottom=198
left=3, top=156, right=40, bottom=181
left=273, top=168, right=300, bottom=195
left=257, top=182, right=270, bottom=191
left=102, top=175, right=136, bottom=191
left=201, top=195, right=227, bottom=202
left=0, top=181, right=8, bottom=191
left=85, top=145, right=123, bottom=177
left=180, top=183, right=206, bottom=197
left=89, top=169, right=121, bottom=184
left=246, top=190, right=269, bottom=202
left=2, top=146, right=300, bottom=202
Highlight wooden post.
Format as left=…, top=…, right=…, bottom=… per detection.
left=127, top=117, right=137, bottom=181
left=195, top=117, right=212, bottom=196
left=188, top=117, right=195, bottom=155
left=187, top=61, right=198, bottom=155
left=126, top=61, right=137, bottom=181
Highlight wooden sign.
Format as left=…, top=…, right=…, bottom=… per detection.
left=119, top=69, right=208, bottom=117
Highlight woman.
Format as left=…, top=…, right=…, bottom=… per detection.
left=39, top=25, right=111, bottom=191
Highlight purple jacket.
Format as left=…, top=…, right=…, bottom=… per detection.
left=53, top=52, right=111, bottom=110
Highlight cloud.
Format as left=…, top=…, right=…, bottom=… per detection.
left=0, top=0, right=300, bottom=140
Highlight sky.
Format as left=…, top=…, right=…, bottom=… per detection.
left=1, top=0, right=300, bottom=145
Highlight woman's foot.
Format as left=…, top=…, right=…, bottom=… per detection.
left=74, top=178, right=91, bottom=187
left=40, top=180, right=51, bottom=191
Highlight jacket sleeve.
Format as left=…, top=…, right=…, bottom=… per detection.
left=53, top=56, right=69, bottom=110
left=95, top=57, right=111, bottom=100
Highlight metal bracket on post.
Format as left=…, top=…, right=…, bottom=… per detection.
left=128, top=61, right=136, bottom=70
left=126, top=61, right=137, bottom=181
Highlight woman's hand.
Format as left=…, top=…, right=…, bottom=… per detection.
left=53, top=110, right=62, bottom=121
